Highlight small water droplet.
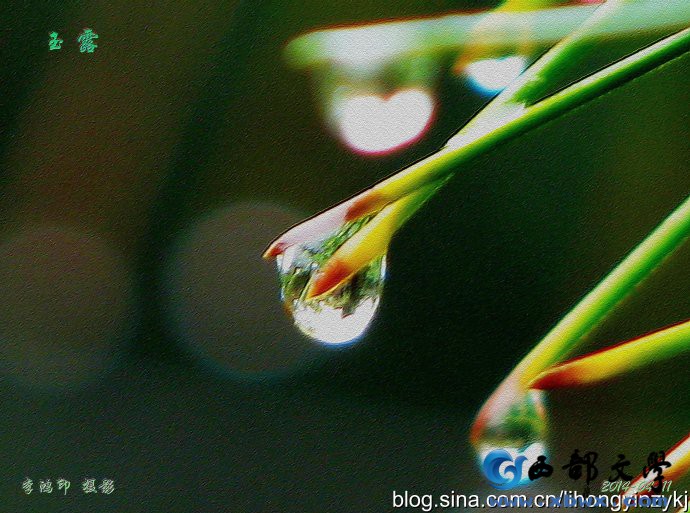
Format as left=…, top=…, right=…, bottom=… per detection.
left=464, top=55, right=528, bottom=95
left=275, top=224, right=386, bottom=345
left=475, top=390, right=549, bottom=487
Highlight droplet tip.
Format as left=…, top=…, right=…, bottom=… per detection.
left=263, top=241, right=287, bottom=259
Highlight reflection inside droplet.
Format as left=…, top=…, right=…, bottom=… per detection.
left=473, top=389, right=549, bottom=487
left=289, top=259, right=385, bottom=345
left=275, top=221, right=386, bottom=345
left=464, top=55, right=528, bottom=95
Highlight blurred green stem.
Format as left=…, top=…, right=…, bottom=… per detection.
left=458, top=0, right=633, bottom=142
left=353, top=26, right=690, bottom=218
left=286, top=1, right=689, bottom=69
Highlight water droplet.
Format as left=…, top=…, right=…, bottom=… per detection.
left=334, top=89, right=435, bottom=155
left=474, top=390, right=549, bottom=487
left=275, top=224, right=386, bottom=345
left=464, top=55, right=528, bottom=95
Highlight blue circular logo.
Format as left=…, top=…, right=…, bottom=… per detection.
left=482, top=449, right=527, bottom=489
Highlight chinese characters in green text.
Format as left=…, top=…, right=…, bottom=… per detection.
left=49, top=29, right=99, bottom=53
left=22, top=477, right=115, bottom=496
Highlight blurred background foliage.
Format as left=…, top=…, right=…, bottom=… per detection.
left=0, top=0, right=688, bottom=511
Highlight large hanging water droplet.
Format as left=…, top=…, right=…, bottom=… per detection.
left=275, top=234, right=386, bottom=345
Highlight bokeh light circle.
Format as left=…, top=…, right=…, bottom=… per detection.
left=164, top=202, right=322, bottom=378
left=0, top=225, right=136, bottom=390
